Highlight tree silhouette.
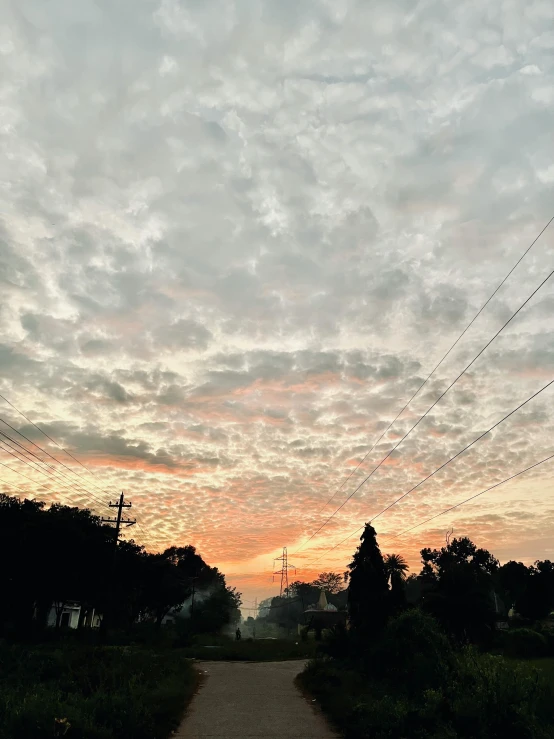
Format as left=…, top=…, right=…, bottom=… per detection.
left=384, top=553, right=409, bottom=584
left=347, top=522, right=390, bottom=639
left=419, top=536, right=498, bottom=643
left=0, top=493, right=239, bottom=637
left=312, top=572, right=345, bottom=594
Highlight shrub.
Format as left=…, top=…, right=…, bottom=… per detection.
left=299, top=617, right=554, bottom=738
left=448, top=649, right=552, bottom=738
left=0, top=644, right=196, bottom=739
left=504, top=628, right=547, bottom=659
left=370, top=609, right=455, bottom=694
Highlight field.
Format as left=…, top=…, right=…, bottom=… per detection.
left=0, top=642, right=197, bottom=739
left=180, top=634, right=318, bottom=661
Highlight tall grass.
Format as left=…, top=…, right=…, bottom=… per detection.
left=0, top=643, right=196, bottom=739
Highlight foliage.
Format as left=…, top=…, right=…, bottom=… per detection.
left=300, top=614, right=554, bottom=739
left=383, top=553, right=409, bottom=582
left=347, top=523, right=390, bottom=639
left=0, top=642, right=196, bottom=739
left=299, top=532, right=554, bottom=738
left=503, top=628, right=548, bottom=659
left=497, top=560, right=530, bottom=611
left=419, top=536, right=498, bottom=644
left=0, top=494, right=240, bottom=637
left=371, top=610, right=455, bottom=695
left=311, top=572, right=345, bottom=594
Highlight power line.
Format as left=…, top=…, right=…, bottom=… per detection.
left=0, top=457, right=50, bottom=490
left=295, top=260, right=554, bottom=554
left=0, top=439, right=106, bottom=514
left=384, top=452, right=554, bottom=541
left=0, top=427, right=110, bottom=511
left=0, top=415, right=111, bottom=510
left=315, top=215, right=554, bottom=518
left=0, top=394, right=117, bottom=500
left=303, top=377, right=554, bottom=567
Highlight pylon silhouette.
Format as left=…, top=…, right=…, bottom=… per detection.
left=273, top=547, right=296, bottom=597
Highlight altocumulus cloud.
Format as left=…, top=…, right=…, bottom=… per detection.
left=0, top=0, right=553, bottom=603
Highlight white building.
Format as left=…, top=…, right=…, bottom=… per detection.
left=47, top=602, right=101, bottom=629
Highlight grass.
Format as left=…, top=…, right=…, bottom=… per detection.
left=0, top=642, right=197, bottom=739
left=298, top=651, right=554, bottom=739
left=513, top=657, right=554, bottom=684
left=180, top=634, right=318, bottom=661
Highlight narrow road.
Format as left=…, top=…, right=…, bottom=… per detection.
left=175, top=660, right=338, bottom=738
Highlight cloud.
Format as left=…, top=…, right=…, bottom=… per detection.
left=1, top=0, right=553, bottom=607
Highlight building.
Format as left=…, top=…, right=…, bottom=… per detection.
left=47, top=602, right=101, bottom=629
left=302, top=588, right=347, bottom=638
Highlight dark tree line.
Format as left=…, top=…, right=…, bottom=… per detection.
left=0, top=494, right=241, bottom=637
left=345, top=522, right=554, bottom=646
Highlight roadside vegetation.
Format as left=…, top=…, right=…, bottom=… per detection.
left=0, top=642, right=197, bottom=739
left=0, top=494, right=241, bottom=739
left=297, top=524, right=554, bottom=739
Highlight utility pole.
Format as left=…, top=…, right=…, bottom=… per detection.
left=102, top=492, right=136, bottom=549
left=253, top=598, right=257, bottom=639
left=100, top=493, right=136, bottom=632
left=190, top=575, right=199, bottom=618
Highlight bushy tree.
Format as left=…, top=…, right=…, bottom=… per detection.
left=419, top=536, right=498, bottom=643
left=312, top=572, right=345, bottom=594
left=0, top=493, right=238, bottom=637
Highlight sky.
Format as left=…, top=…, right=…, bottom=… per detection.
left=1, top=0, right=553, bottom=609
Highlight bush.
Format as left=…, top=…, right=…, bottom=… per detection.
left=299, top=615, right=554, bottom=738
left=448, top=649, right=552, bottom=738
left=0, top=644, right=196, bottom=739
left=504, top=628, right=548, bottom=659
left=370, top=609, right=455, bottom=694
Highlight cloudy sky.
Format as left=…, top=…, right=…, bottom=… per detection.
left=1, top=0, right=553, bottom=607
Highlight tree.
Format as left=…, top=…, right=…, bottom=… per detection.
left=405, top=574, right=422, bottom=605
left=384, top=554, right=409, bottom=584
left=258, top=597, right=273, bottom=618
left=347, top=523, right=390, bottom=639
left=497, top=561, right=530, bottom=611
left=312, top=572, right=345, bottom=594
left=0, top=493, right=237, bottom=638
left=384, top=554, right=409, bottom=613
left=419, top=537, right=498, bottom=644
left=191, top=584, right=242, bottom=633
left=517, top=561, right=554, bottom=620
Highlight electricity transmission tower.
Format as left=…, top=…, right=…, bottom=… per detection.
left=273, top=547, right=296, bottom=597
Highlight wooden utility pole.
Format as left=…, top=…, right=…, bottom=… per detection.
left=100, top=493, right=136, bottom=632
left=102, top=492, right=136, bottom=548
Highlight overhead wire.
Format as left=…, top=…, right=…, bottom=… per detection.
left=315, top=215, right=554, bottom=518
left=0, top=427, right=110, bottom=511
left=0, top=393, right=115, bottom=499
left=0, top=414, right=111, bottom=509
left=302, top=377, right=554, bottom=567
left=295, top=259, right=554, bottom=554
left=0, top=396, right=172, bottom=547
left=385, top=451, right=554, bottom=541
left=0, top=440, right=102, bottom=512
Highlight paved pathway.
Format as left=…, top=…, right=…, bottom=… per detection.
left=175, top=660, right=338, bottom=738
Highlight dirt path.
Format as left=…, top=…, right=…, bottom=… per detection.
left=175, top=660, right=338, bottom=738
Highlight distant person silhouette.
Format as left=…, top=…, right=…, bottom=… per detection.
left=235, top=627, right=242, bottom=641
